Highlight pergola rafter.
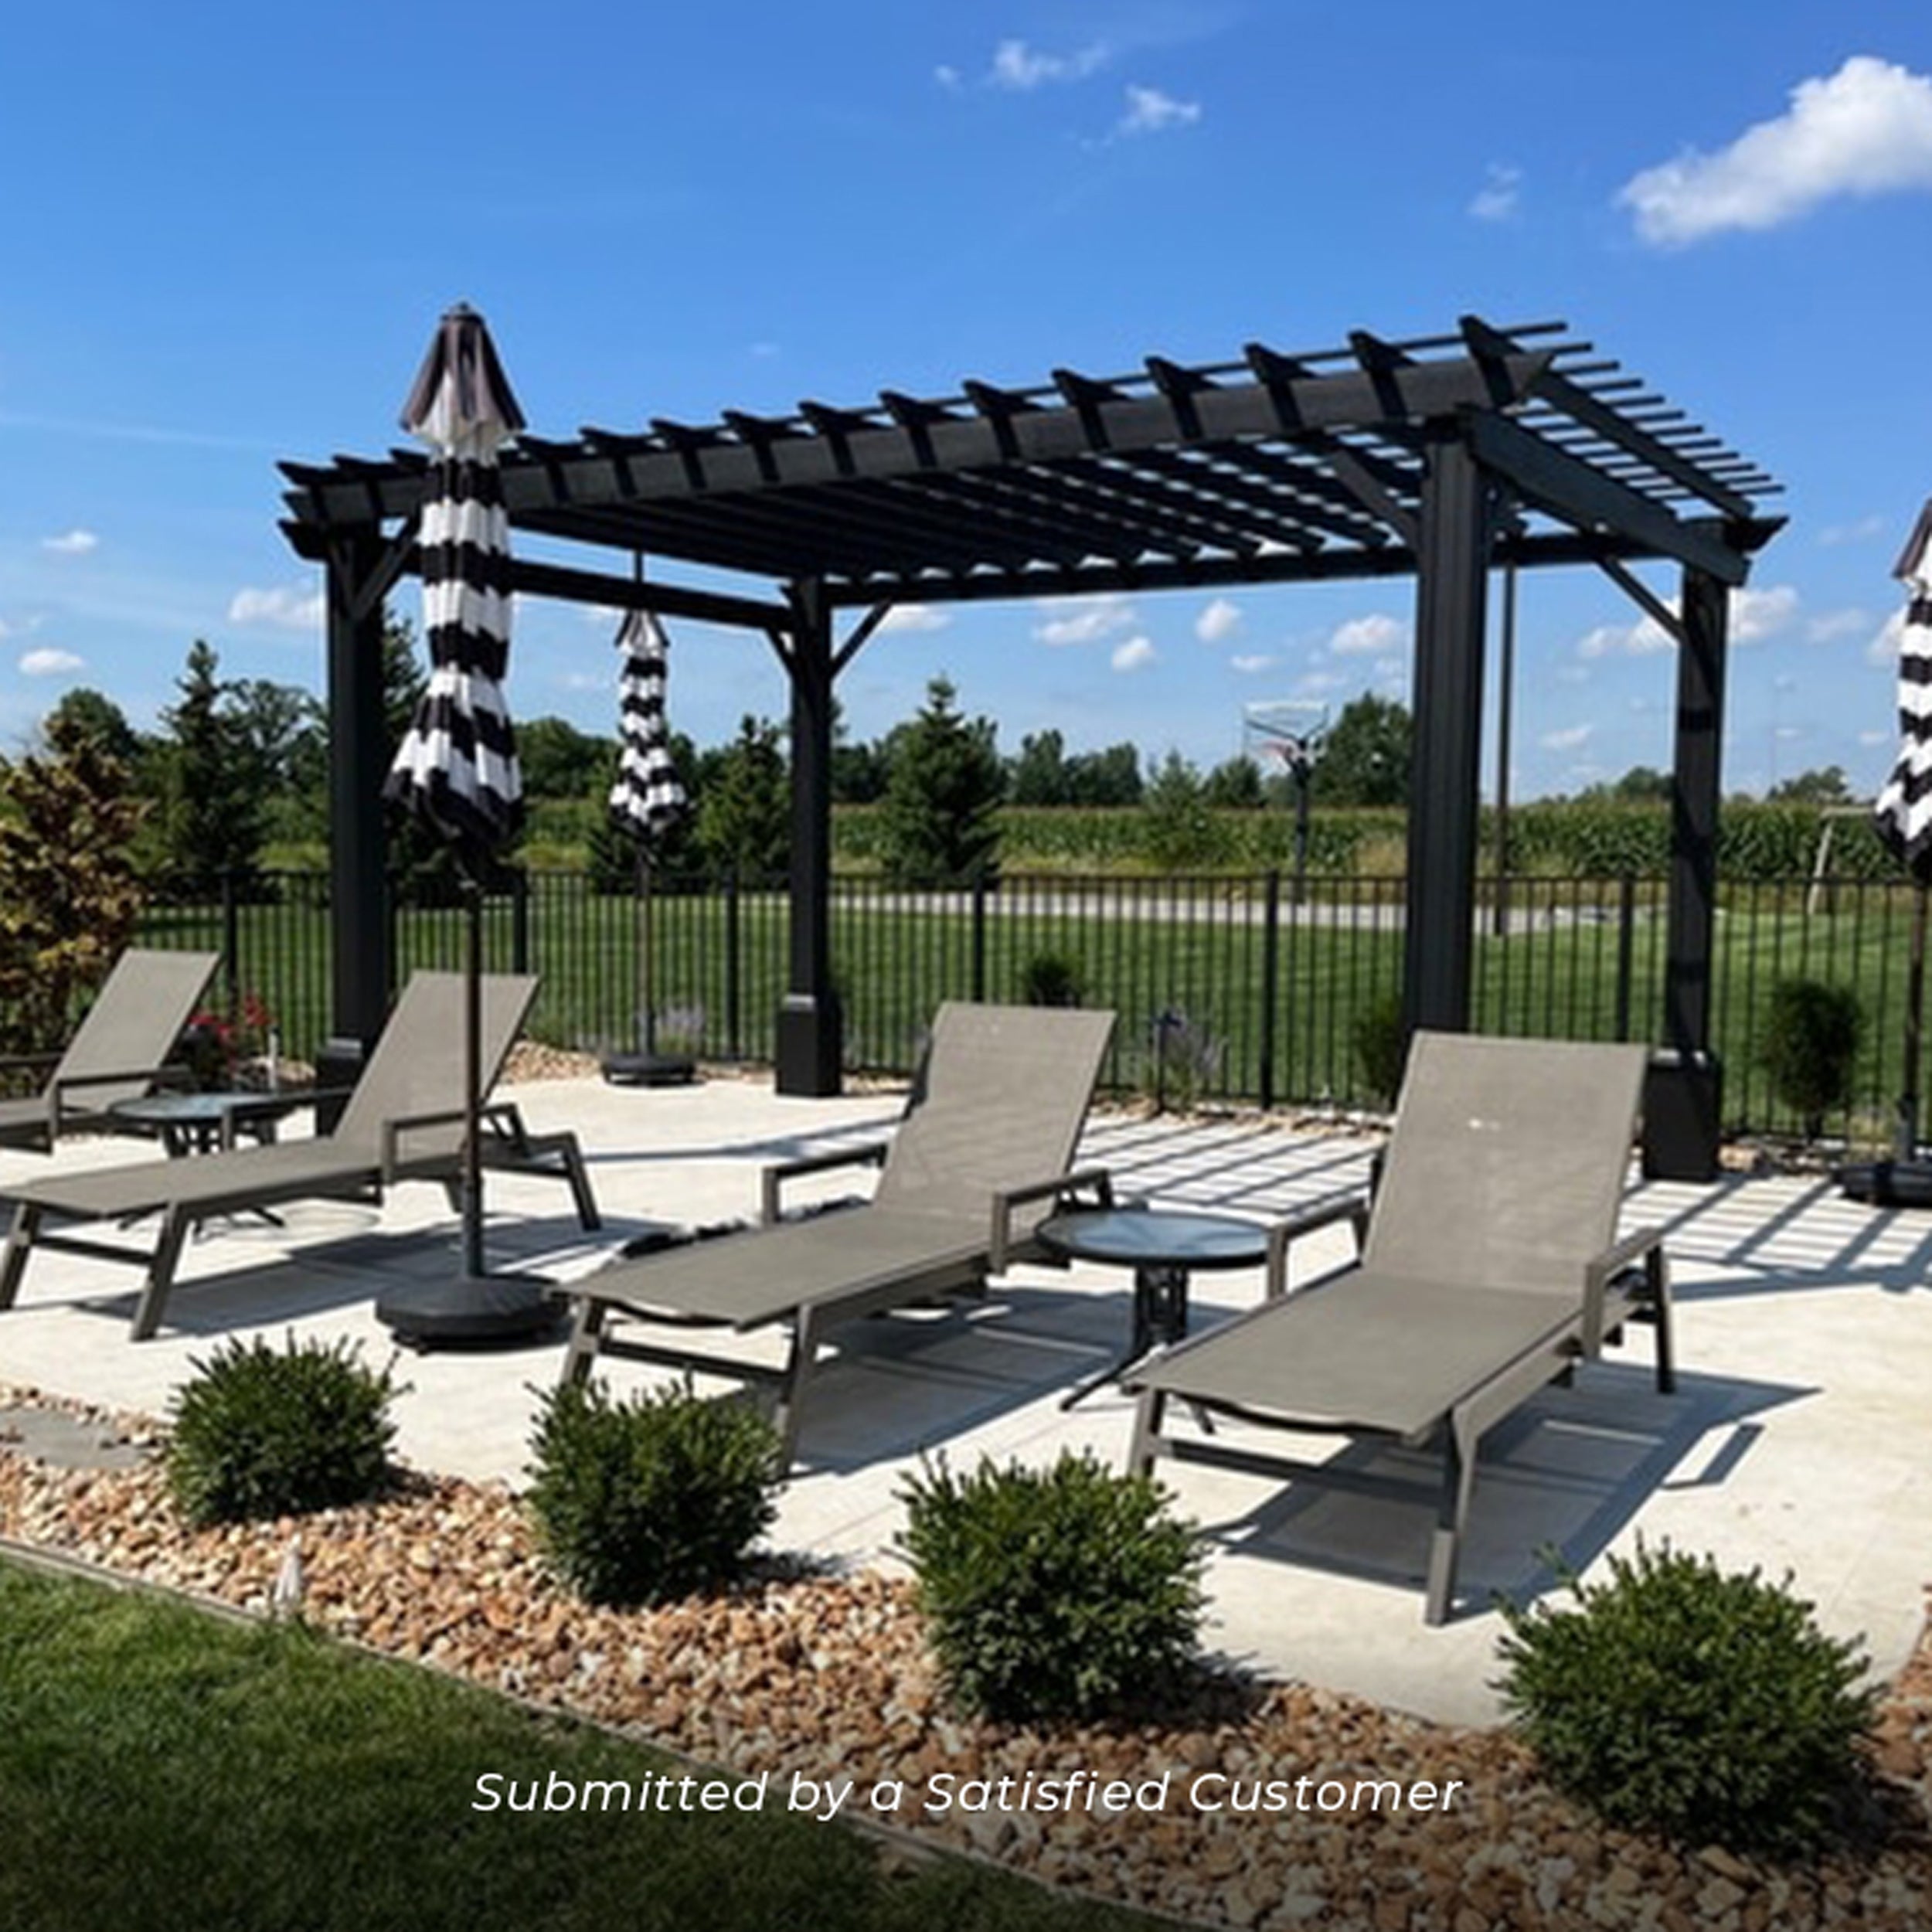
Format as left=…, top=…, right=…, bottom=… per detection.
left=282, top=313, right=1783, bottom=1134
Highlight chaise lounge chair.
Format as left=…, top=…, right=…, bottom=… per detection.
left=1124, top=1031, right=1674, bottom=1624
left=0, top=970, right=600, bottom=1340
left=0, top=948, right=220, bottom=1151
left=560, top=1001, right=1117, bottom=1461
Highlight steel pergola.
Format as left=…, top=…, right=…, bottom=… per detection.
left=282, top=312, right=1783, bottom=1118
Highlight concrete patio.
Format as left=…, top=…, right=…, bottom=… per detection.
left=1, top=1067, right=1927, bottom=1728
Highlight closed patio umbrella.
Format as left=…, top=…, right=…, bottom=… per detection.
left=377, top=302, right=551, bottom=1340
left=603, top=604, right=696, bottom=1085
left=1847, top=498, right=1932, bottom=1199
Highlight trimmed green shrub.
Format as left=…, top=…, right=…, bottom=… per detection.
left=1019, top=949, right=1085, bottom=1009
left=1757, top=976, right=1862, bottom=1138
left=526, top=1380, right=781, bottom=1606
left=1497, top=1543, right=1877, bottom=1855
left=1352, top=990, right=1408, bottom=1108
left=897, top=1451, right=1204, bottom=1723
left=165, top=1336, right=400, bottom=1526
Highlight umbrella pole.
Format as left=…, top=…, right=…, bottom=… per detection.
left=640, top=850, right=658, bottom=1055
left=462, top=869, right=486, bottom=1279
left=1899, top=880, right=1930, bottom=1162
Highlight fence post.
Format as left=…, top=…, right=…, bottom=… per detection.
left=1258, top=869, right=1281, bottom=1111
left=1614, top=872, right=1637, bottom=1043
left=970, top=872, right=988, bottom=1003
left=221, top=867, right=240, bottom=1020
left=724, top=870, right=743, bottom=1061
left=510, top=867, right=531, bottom=974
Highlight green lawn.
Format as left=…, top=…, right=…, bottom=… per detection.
left=140, top=872, right=1929, bottom=1138
left=0, top=1558, right=1156, bottom=1932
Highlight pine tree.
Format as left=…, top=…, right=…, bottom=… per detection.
left=157, top=640, right=267, bottom=893
left=878, top=676, right=1004, bottom=886
left=695, top=716, right=791, bottom=883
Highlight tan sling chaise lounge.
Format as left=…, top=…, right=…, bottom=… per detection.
left=1125, top=1031, right=1674, bottom=1624
left=560, top=1002, right=1117, bottom=1461
left=0, top=948, right=219, bottom=1151
left=0, top=971, right=599, bottom=1339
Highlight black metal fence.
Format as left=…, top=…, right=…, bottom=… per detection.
left=134, top=869, right=1927, bottom=1142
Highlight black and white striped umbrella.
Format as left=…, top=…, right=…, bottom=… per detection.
left=607, top=607, right=688, bottom=849
left=385, top=303, right=527, bottom=860
left=1875, top=499, right=1932, bottom=883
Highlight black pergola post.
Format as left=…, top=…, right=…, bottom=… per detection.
left=775, top=577, right=843, bottom=1096
left=1665, top=567, right=1728, bottom=1053
left=1403, top=430, right=1495, bottom=1038
left=318, top=533, right=393, bottom=1104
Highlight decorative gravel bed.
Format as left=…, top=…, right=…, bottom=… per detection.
left=2, top=1385, right=1928, bottom=1932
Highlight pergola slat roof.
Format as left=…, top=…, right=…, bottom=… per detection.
left=281, top=315, right=1781, bottom=609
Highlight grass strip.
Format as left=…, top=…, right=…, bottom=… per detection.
left=0, top=1556, right=1162, bottom=1932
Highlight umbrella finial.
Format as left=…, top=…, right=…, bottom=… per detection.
left=400, top=304, right=526, bottom=457
left=1895, top=497, right=1932, bottom=594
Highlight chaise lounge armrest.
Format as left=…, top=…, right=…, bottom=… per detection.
left=1581, top=1224, right=1668, bottom=1359
left=49, top=1063, right=196, bottom=1131
left=376, top=1102, right=522, bottom=1181
left=988, top=1166, right=1114, bottom=1276
left=760, top=1142, right=889, bottom=1225
left=1264, top=1185, right=1373, bottom=1299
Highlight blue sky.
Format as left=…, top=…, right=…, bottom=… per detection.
left=4, top=1, right=1931, bottom=799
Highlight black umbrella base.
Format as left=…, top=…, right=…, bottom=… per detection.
left=1836, top=1159, right=1932, bottom=1208
left=601, top=1050, right=698, bottom=1087
left=376, top=1272, right=561, bottom=1348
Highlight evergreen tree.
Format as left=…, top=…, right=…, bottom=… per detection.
left=0, top=716, right=148, bottom=1054
left=1140, top=751, right=1229, bottom=870
left=695, top=716, right=791, bottom=882
left=878, top=675, right=1004, bottom=886
left=156, top=641, right=267, bottom=892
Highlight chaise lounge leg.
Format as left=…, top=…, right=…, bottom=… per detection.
left=560, top=1295, right=608, bottom=1386
left=562, top=1139, right=601, bottom=1232
left=1127, top=1387, right=1167, bottom=1475
left=130, top=1206, right=193, bottom=1342
left=771, top=1302, right=828, bottom=1469
left=1425, top=1413, right=1479, bottom=1626
left=0, top=1201, right=42, bottom=1310
left=1649, top=1248, right=1675, bottom=1395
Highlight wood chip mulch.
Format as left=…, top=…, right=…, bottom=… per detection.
left=2, top=1385, right=1928, bottom=1932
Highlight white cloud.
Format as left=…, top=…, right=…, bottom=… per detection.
left=1328, top=612, right=1406, bottom=655
left=1861, top=728, right=1893, bottom=747
left=1578, top=615, right=1672, bottom=658
left=1117, top=85, right=1200, bottom=136
left=1540, top=723, right=1594, bottom=752
left=41, top=529, right=97, bottom=556
left=1034, top=593, right=1137, bottom=646
left=1818, top=513, right=1889, bottom=546
left=1577, top=584, right=1798, bottom=657
left=229, top=585, right=325, bottom=631
left=1619, top=56, right=1932, bottom=247
left=1194, top=596, right=1242, bottom=644
left=19, top=648, right=82, bottom=676
left=1468, top=163, right=1522, bottom=222
left=1295, top=670, right=1344, bottom=693
left=1807, top=607, right=1870, bottom=642
left=879, top=604, right=951, bottom=634
left=989, top=39, right=1109, bottom=90
left=934, top=63, right=962, bottom=90
left=1732, top=583, right=1800, bottom=642
left=1869, top=607, right=1909, bottom=663
left=1111, top=636, right=1156, bottom=672
left=1230, top=653, right=1275, bottom=675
